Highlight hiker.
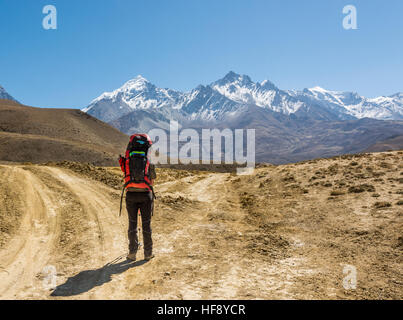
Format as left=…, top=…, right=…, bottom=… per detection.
left=119, top=133, right=156, bottom=262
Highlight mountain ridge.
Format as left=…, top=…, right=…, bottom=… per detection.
left=83, top=72, right=403, bottom=164
left=83, top=72, right=403, bottom=122
left=0, top=85, right=19, bottom=103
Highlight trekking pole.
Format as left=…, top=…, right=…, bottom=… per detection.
left=137, top=209, right=142, bottom=248
left=119, top=185, right=125, bottom=217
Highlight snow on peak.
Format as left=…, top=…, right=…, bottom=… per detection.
left=222, top=71, right=241, bottom=81
left=309, top=86, right=328, bottom=92
left=294, top=86, right=403, bottom=120
left=390, top=92, right=403, bottom=100
left=83, top=72, right=403, bottom=122
left=259, top=79, right=277, bottom=90
left=122, top=75, right=150, bottom=90
left=88, top=75, right=153, bottom=105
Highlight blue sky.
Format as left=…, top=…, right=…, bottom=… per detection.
left=0, top=0, right=402, bottom=108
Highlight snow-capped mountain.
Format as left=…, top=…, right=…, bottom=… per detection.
left=0, top=85, right=18, bottom=102
left=211, top=71, right=305, bottom=115
left=84, top=72, right=403, bottom=124
left=83, top=72, right=403, bottom=163
left=288, top=86, right=403, bottom=120
left=84, top=72, right=310, bottom=123
left=82, top=76, right=185, bottom=123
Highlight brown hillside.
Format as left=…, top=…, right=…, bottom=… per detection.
left=365, top=135, right=403, bottom=153
left=0, top=99, right=128, bottom=165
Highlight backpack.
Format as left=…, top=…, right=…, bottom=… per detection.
left=119, top=134, right=155, bottom=216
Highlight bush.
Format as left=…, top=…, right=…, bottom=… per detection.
left=330, top=190, right=346, bottom=196
left=373, top=201, right=392, bottom=208
left=348, top=184, right=375, bottom=193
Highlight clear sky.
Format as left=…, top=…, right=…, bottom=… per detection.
left=1, top=0, right=402, bottom=108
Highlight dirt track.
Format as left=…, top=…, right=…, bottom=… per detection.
left=0, top=152, right=402, bottom=299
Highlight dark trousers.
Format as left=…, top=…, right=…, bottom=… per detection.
left=126, top=191, right=153, bottom=255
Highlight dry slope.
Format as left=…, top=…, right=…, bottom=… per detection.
left=0, top=99, right=128, bottom=165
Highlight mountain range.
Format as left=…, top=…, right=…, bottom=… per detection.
left=84, top=71, right=403, bottom=124
left=82, top=72, right=403, bottom=163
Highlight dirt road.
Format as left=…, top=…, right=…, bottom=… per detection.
left=0, top=152, right=402, bottom=299
left=0, top=165, right=279, bottom=299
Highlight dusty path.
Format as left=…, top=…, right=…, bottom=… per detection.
left=0, top=164, right=292, bottom=299
left=0, top=152, right=401, bottom=299
left=0, top=165, right=130, bottom=299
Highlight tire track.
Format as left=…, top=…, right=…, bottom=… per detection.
left=0, top=167, right=61, bottom=299
left=43, top=167, right=129, bottom=299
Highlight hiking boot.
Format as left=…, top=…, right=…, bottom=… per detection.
left=127, top=252, right=137, bottom=261
left=144, top=253, right=154, bottom=261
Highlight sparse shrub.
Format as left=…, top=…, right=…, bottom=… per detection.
left=327, top=164, right=339, bottom=175
left=397, top=236, right=403, bottom=248
left=372, top=172, right=385, bottom=177
left=288, top=184, right=300, bottom=189
left=240, top=193, right=255, bottom=208
left=348, top=184, right=375, bottom=193
left=372, top=193, right=380, bottom=198
left=282, top=175, right=296, bottom=182
left=350, top=161, right=359, bottom=166
left=330, top=190, right=346, bottom=196
left=161, top=195, right=193, bottom=206
left=373, top=201, right=392, bottom=208
left=379, top=162, right=392, bottom=169
left=396, top=200, right=403, bottom=206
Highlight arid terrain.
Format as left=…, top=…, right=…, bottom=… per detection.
left=0, top=99, right=127, bottom=165
left=0, top=151, right=401, bottom=299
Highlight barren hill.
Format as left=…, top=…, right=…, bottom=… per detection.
left=0, top=151, right=401, bottom=299
left=0, top=99, right=128, bottom=165
left=365, top=135, right=403, bottom=153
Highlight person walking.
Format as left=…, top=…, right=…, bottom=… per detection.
left=119, top=133, right=156, bottom=262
